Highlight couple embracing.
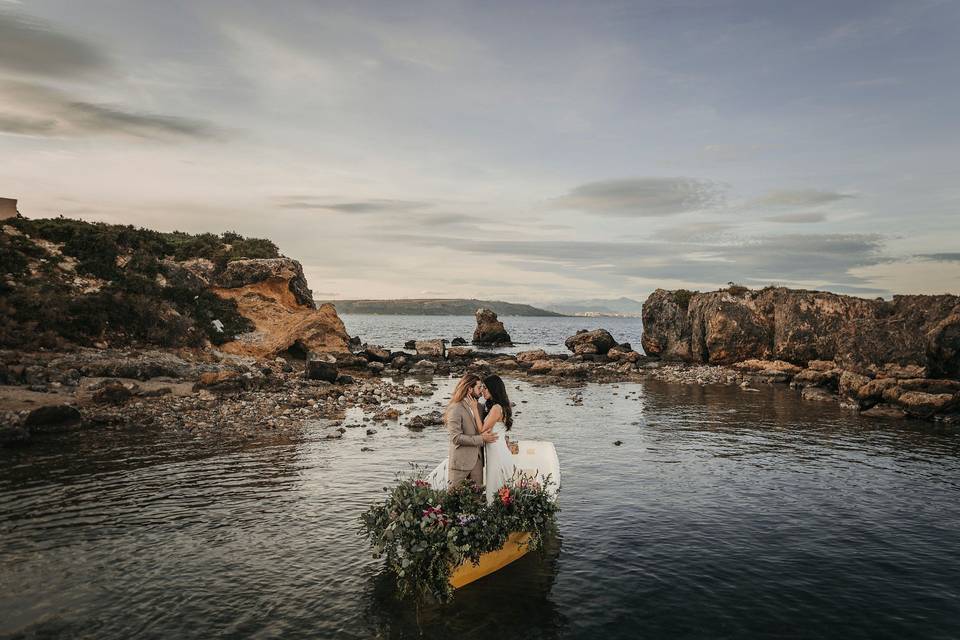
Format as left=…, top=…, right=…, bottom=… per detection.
left=442, top=373, right=516, bottom=504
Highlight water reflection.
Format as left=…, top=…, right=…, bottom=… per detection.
left=363, top=531, right=567, bottom=640
left=2, top=377, right=959, bottom=638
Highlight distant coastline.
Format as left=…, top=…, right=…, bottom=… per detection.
left=318, top=298, right=565, bottom=317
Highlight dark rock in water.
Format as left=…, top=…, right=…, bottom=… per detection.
left=472, top=308, right=511, bottom=345
left=861, top=403, right=908, bottom=419
left=564, top=328, right=617, bottom=355
left=407, top=410, right=444, bottom=430
left=305, top=354, right=338, bottom=382
left=404, top=339, right=417, bottom=350
left=801, top=386, right=836, bottom=402
left=25, top=404, right=82, bottom=429
left=451, top=337, right=468, bottom=346
left=613, top=440, right=623, bottom=446
left=92, top=379, right=136, bottom=404
left=415, top=340, right=445, bottom=357
left=330, top=352, right=368, bottom=370
left=349, top=335, right=362, bottom=348
left=363, top=345, right=391, bottom=363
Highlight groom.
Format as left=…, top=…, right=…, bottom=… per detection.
left=447, top=374, right=498, bottom=486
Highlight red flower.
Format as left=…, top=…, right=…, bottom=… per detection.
left=498, top=487, right=512, bottom=506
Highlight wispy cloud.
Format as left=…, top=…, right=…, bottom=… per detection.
left=551, top=177, right=726, bottom=216
left=750, top=189, right=854, bottom=208
left=916, top=252, right=960, bottom=263
left=277, top=198, right=432, bottom=213
left=0, top=11, right=108, bottom=78
left=0, top=81, right=221, bottom=140
left=764, top=212, right=828, bottom=224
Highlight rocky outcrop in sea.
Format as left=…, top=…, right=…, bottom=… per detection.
left=641, top=286, right=960, bottom=421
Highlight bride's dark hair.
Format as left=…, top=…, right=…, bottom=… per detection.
left=482, top=375, right=512, bottom=430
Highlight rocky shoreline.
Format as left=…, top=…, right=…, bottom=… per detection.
left=3, top=217, right=958, bottom=447
left=4, top=321, right=956, bottom=447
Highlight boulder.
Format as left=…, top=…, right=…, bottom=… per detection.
left=410, top=360, right=437, bottom=374
left=607, top=345, right=642, bottom=363
left=516, top=349, right=548, bottom=363
left=793, top=367, right=841, bottom=389
left=896, top=391, right=958, bottom=418
left=528, top=359, right=555, bottom=375
left=24, top=404, right=82, bottom=430
left=415, top=340, right=445, bottom=357
left=305, top=354, right=338, bottom=382
left=404, top=339, right=417, bottom=350
left=451, top=337, right=468, bottom=346
left=564, top=329, right=617, bottom=355
left=733, top=359, right=803, bottom=376
left=838, top=370, right=872, bottom=400
left=91, top=379, right=136, bottom=404
left=472, top=308, right=511, bottom=345
left=447, top=346, right=475, bottom=358
left=363, top=345, right=391, bottom=363
left=801, top=386, right=836, bottom=402
left=640, top=289, right=695, bottom=360
left=211, top=258, right=351, bottom=358
left=860, top=403, right=908, bottom=419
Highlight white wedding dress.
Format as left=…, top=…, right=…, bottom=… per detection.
left=482, top=417, right=516, bottom=505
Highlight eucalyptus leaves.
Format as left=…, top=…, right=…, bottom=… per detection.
left=359, top=469, right=559, bottom=602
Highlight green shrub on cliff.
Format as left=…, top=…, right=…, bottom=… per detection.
left=1, top=217, right=274, bottom=350
left=672, top=289, right=697, bottom=310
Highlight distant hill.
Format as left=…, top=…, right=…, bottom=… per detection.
left=321, top=298, right=565, bottom=316
left=545, top=297, right=645, bottom=317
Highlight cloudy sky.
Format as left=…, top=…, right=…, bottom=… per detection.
left=2, top=0, right=959, bottom=303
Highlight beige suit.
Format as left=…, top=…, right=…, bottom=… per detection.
left=446, top=400, right=484, bottom=486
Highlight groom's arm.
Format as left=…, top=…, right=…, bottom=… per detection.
left=448, top=405, right=483, bottom=448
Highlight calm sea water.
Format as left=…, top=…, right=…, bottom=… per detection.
left=340, top=314, right=644, bottom=354
left=2, top=324, right=960, bottom=638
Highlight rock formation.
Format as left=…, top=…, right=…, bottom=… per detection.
left=472, top=308, right=511, bottom=345
left=642, top=286, right=960, bottom=374
left=642, top=286, right=960, bottom=420
left=564, top=329, right=617, bottom=355
left=211, top=258, right=351, bottom=359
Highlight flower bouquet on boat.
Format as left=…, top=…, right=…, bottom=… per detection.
left=359, top=374, right=561, bottom=602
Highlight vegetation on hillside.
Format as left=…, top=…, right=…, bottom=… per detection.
left=0, top=216, right=280, bottom=350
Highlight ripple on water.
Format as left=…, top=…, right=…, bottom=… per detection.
left=2, top=379, right=960, bottom=639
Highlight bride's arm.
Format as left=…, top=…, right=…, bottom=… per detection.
left=478, top=404, right=502, bottom=434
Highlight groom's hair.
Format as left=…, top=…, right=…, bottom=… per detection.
left=447, top=373, right=480, bottom=412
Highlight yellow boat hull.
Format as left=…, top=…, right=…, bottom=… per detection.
left=450, top=532, right=531, bottom=589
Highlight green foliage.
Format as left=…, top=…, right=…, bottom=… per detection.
left=672, top=289, right=697, bottom=310
left=726, top=282, right=750, bottom=296
left=359, top=469, right=560, bottom=603
left=1, top=216, right=276, bottom=349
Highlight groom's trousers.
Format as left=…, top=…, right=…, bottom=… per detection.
left=449, top=454, right=483, bottom=487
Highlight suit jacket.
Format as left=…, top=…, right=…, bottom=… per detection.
left=447, top=400, right=484, bottom=471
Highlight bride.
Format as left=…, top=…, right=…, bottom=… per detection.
left=463, top=375, right=516, bottom=505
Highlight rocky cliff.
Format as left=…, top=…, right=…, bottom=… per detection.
left=211, top=259, right=351, bottom=358
left=0, top=217, right=350, bottom=357
left=641, top=286, right=960, bottom=419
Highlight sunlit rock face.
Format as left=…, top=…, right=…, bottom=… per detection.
left=212, top=258, right=351, bottom=359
